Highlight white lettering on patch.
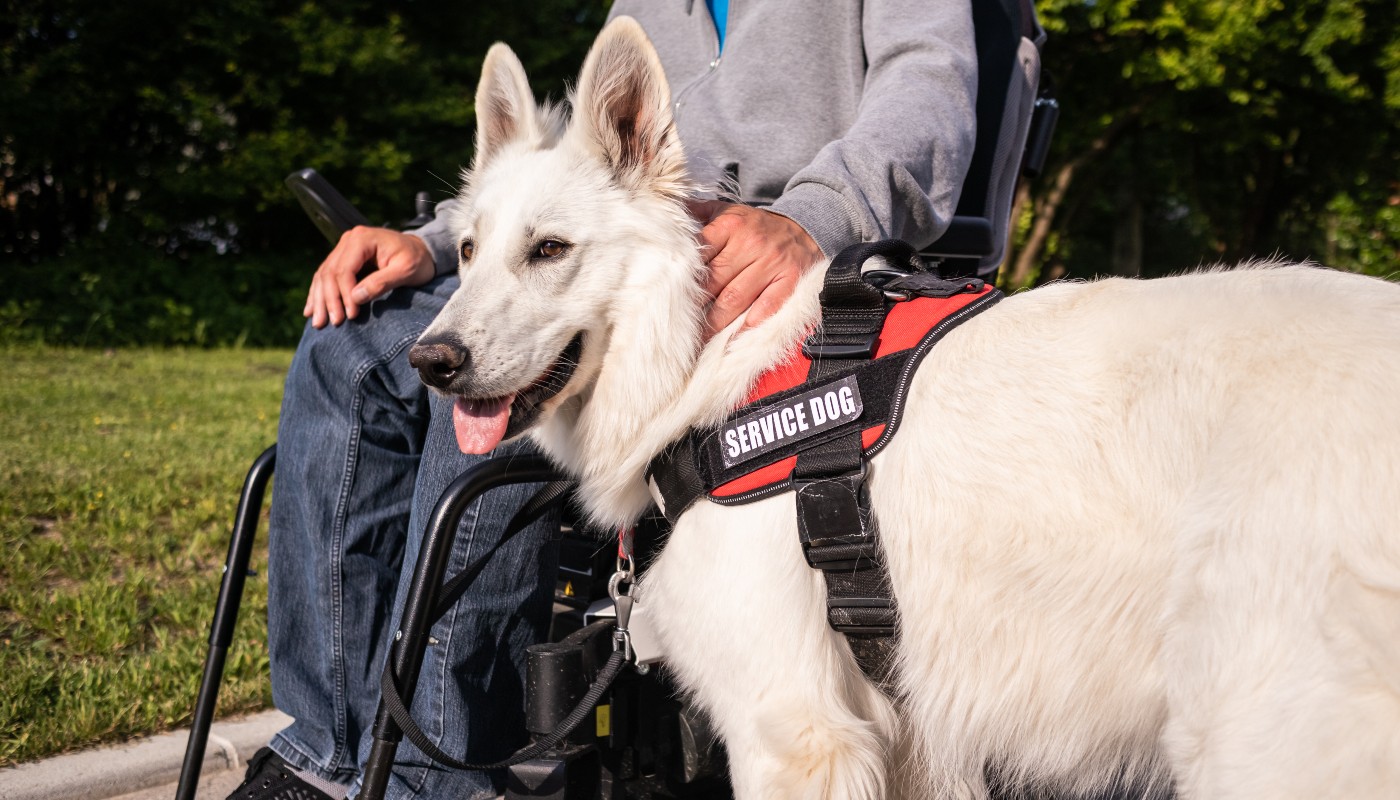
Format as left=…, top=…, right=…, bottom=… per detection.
left=780, top=407, right=797, bottom=437
left=719, top=375, right=864, bottom=469
left=839, top=385, right=857, bottom=415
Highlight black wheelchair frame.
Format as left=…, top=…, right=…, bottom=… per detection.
left=176, top=1, right=1058, bottom=796
left=177, top=446, right=730, bottom=800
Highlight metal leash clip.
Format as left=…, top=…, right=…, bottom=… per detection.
left=607, top=527, right=644, bottom=670
left=612, top=594, right=636, bottom=664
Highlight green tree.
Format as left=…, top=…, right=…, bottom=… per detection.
left=0, top=0, right=609, bottom=345
left=1007, top=0, right=1400, bottom=286
left=4, top=0, right=1396, bottom=345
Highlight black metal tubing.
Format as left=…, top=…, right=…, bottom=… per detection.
left=176, top=444, right=277, bottom=800
left=360, top=454, right=565, bottom=800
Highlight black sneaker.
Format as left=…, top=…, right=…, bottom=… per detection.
left=225, top=747, right=336, bottom=800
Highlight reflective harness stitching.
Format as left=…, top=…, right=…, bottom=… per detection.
left=646, top=240, right=1003, bottom=679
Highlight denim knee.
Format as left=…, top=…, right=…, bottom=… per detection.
left=268, top=277, right=461, bottom=779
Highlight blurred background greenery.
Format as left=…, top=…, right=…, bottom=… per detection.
left=1, top=0, right=614, bottom=347
left=3, top=0, right=1397, bottom=348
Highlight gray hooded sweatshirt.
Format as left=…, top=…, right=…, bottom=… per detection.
left=417, top=0, right=978, bottom=272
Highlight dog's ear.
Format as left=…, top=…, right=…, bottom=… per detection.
left=573, top=16, right=687, bottom=196
left=473, top=43, right=539, bottom=167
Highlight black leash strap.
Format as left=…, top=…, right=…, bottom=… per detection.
left=379, top=648, right=627, bottom=771
left=433, top=479, right=572, bottom=619
left=378, top=479, right=630, bottom=773
left=374, top=476, right=623, bottom=773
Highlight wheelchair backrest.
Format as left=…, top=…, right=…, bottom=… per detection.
left=925, top=0, right=1049, bottom=278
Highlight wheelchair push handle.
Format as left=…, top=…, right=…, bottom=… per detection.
left=284, top=168, right=439, bottom=244
left=284, top=168, right=371, bottom=244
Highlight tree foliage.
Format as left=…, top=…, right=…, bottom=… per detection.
left=1010, top=0, right=1400, bottom=285
left=0, top=0, right=609, bottom=345
left=1, top=0, right=1396, bottom=345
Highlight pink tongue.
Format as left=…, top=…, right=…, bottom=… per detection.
left=452, top=395, right=514, bottom=454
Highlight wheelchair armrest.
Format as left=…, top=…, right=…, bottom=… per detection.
left=920, top=216, right=995, bottom=259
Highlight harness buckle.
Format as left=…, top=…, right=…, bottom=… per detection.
left=862, top=267, right=919, bottom=302
left=801, top=332, right=880, bottom=360
left=827, top=597, right=897, bottom=635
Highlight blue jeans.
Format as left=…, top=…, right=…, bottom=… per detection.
left=265, top=275, right=560, bottom=800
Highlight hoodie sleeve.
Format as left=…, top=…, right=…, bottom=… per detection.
left=406, top=198, right=465, bottom=277
left=767, top=0, right=978, bottom=257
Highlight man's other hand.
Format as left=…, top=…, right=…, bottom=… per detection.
left=305, top=226, right=437, bottom=328
left=690, top=201, right=824, bottom=339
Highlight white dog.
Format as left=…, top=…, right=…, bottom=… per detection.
left=409, top=17, right=1400, bottom=800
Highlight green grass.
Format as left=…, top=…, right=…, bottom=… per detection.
left=0, top=345, right=292, bottom=765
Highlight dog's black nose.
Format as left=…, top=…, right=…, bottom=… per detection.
left=409, top=341, right=468, bottom=389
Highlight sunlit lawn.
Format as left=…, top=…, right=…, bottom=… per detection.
left=0, top=345, right=290, bottom=765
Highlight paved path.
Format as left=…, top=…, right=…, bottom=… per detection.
left=0, top=710, right=289, bottom=800
left=107, top=768, right=244, bottom=800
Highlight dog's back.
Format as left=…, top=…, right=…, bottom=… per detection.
left=873, top=264, right=1400, bottom=798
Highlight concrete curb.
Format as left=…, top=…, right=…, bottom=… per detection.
left=0, top=710, right=292, bottom=800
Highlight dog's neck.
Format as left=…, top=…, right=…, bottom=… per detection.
left=534, top=215, right=826, bottom=528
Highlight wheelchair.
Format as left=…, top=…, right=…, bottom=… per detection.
left=176, top=1, right=1058, bottom=797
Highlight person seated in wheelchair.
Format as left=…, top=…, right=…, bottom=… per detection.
left=234, top=2, right=991, bottom=798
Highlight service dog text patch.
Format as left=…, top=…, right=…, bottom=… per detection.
left=720, top=375, right=863, bottom=468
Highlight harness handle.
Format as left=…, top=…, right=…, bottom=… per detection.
left=819, top=239, right=921, bottom=309
left=806, top=239, right=919, bottom=361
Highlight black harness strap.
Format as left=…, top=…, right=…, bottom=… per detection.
left=648, top=435, right=706, bottom=521
left=649, top=354, right=910, bottom=515
left=645, top=239, right=1003, bottom=685
left=793, top=242, right=916, bottom=678
left=434, top=479, right=572, bottom=619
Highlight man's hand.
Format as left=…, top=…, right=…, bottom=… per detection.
left=691, top=201, right=824, bottom=339
left=305, top=226, right=437, bottom=328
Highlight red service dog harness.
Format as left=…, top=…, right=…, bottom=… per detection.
left=646, top=240, right=1002, bottom=663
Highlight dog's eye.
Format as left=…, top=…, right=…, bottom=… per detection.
left=460, top=239, right=475, bottom=262
left=534, top=240, right=569, bottom=259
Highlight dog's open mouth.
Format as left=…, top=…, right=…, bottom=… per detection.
left=451, top=333, right=583, bottom=454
